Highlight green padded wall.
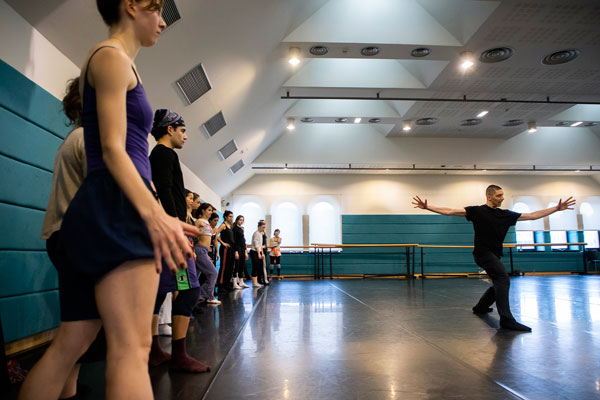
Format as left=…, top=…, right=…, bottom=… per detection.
left=0, top=59, right=70, bottom=343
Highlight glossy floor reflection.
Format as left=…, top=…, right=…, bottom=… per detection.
left=8, top=276, right=600, bottom=399
left=204, top=276, right=600, bottom=400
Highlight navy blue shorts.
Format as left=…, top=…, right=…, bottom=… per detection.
left=58, top=170, right=156, bottom=320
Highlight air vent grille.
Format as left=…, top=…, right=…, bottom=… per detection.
left=480, top=47, right=513, bottom=63
left=309, top=46, right=329, bottom=56
left=460, top=119, right=482, bottom=126
left=411, top=47, right=431, bottom=57
left=541, top=49, right=580, bottom=65
left=176, top=64, right=212, bottom=105
left=361, top=46, right=380, bottom=56
left=202, top=111, right=226, bottom=137
left=218, top=140, right=238, bottom=160
left=229, top=160, right=244, bottom=174
left=502, top=119, right=525, bottom=127
left=416, top=117, right=439, bottom=125
left=161, top=0, right=181, bottom=27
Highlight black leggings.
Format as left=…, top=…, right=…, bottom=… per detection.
left=153, top=287, right=201, bottom=317
left=250, top=250, right=263, bottom=278
left=473, top=251, right=514, bottom=321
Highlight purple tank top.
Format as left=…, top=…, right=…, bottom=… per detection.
left=82, top=46, right=153, bottom=181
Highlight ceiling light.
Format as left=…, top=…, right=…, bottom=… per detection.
left=411, top=47, right=431, bottom=57
left=476, top=110, right=489, bottom=118
left=286, top=117, right=295, bottom=130
left=284, top=163, right=288, bottom=170
left=309, top=46, right=328, bottom=56
left=368, top=118, right=381, bottom=123
left=335, top=118, right=348, bottom=123
left=461, top=118, right=482, bottom=126
left=570, top=121, right=583, bottom=127
left=527, top=121, right=537, bottom=133
left=502, top=119, right=524, bottom=127
left=415, top=117, right=438, bottom=126
left=354, top=117, right=362, bottom=124
left=300, top=117, right=314, bottom=123
left=402, top=121, right=412, bottom=132
left=361, top=46, right=380, bottom=56
left=288, top=47, right=301, bottom=66
left=460, top=51, right=474, bottom=70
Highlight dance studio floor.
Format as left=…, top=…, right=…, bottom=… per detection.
left=10, top=275, right=600, bottom=399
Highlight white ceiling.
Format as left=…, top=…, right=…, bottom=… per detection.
left=8, top=0, right=600, bottom=196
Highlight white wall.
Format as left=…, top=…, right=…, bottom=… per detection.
left=233, top=173, right=600, bottom=216
left=180, top=162, right=221, bottom=209
left=0, top=0, right=80, bottom=99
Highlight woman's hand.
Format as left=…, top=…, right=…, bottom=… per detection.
left=235, top=251, right=239, bottom=260
left=223, top=243, right=230, bottom=248
left=245, top=252, right=249, bottom=261
left=145, top=209, right=200, bottom=274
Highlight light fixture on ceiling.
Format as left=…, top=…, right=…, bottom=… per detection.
left=300, top=117, right=314, bottom=123
left=411, top=47, right=431, bottom=57
left=476, top=110, right=489, bottom=118
left=368, top=118, right=381, bottom=123
left=361, top=46, right=380, bottom=56
left=460, top=51, right=474, bottom=71
left=354, top=117, right=362, bottom=124
left=416, top=117, right=438, bottom=126
left=284, top=163, right=288, bottom=170
left=335, top=118, right=348, bottom=123
left=288, top=47, right=301, bottom=66
left=570, top=121, right=583, bottom=127
left=286, top=117, right=295, bottom=130
left=309, top=46, right=328, bottom=56
left=402, top=120, right=412, bottom=132
left=527, top=121, right=537, bottom=133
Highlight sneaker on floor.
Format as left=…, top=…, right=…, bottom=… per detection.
left=158, top=324, right=172, bottom=336
left=206, top=299, right=221, bottom=305
left=500, top=319, right=532, bottom=332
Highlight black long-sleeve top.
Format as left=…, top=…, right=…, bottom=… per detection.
left=232, top=225, right=246, bottom=254
left=149, top=144, right=186, bottom=222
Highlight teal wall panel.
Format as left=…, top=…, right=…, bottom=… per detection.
left=0, top=155, right=52, bottom=210
left=0, top=106, right=62, bottom=171
left=0, top=203, right=45, bottom=250
left=0, top=251, right=57, bottom=298
left=0, top=59, right=70, bottom=139
left=0, top=291, right=59, bottom=342
left=0, top=59, right=67, bottom=342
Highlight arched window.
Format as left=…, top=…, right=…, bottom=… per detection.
left=512, top=197, right=543, bottom=231
left=308, top=200, right=341, bottom=247
left=271, top=202, right=302, bottom=248
left=548, top=201, right=577, bottom=250
left=235, top=201, right=265, bottom=244
left=512, top=202, right=534, bottom=250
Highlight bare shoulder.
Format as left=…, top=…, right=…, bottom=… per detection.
left=84, top=43, right=133, bottom=88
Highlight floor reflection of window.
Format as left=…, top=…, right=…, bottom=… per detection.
left=554, top=298, right=572, bottom=323
left=519, top=295, right=539, bottom=318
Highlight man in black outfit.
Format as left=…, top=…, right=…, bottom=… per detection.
left=412, top=185, right=575, bottom=331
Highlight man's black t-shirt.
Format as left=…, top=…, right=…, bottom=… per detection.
left=465, top=205, right=521, bottom=258
left=149, top=144, right=186, bottom=222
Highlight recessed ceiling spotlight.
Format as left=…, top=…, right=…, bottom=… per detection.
left=555, top=121, right=570, bottom=126
left=354, top=117, right=362, bottom=124
left=527, top=121, right=537, bottom=133
left=479, top=47, right=513, bottom=63
left=288, top=47, right=301, bottom=66
left=361, top=46, right=380, bottom=56
left=541, top=49, right=580, bottom=65
left=460, top=51, right=475, bottom=70
left=461, top=118, right=482, bottom=126
left=415, top=117, right=438, bottom=126
left=368, top=118, right=381, bottom=123
left=411, top=47, right=431, bottom=57
left=286, top=117, right=295, bottom=131
left=309, top=46, right=328, bottom=56
left=583, top=122, right=598, bottom=127
left=335, top=118, right=348, bottom=123
left=476, top=110, right=489, bottom=118
left=402, top=121, right=412, bottom=131
left=570, top=121, right=583, bottom=127
left=502, top=119, right=525, bottom=127
left=300, top=117, right=314, bottom=123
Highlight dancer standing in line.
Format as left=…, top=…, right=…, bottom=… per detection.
left=269, top=229, right=282, bottom=280
left=250, top=221, right=267, bottom=288
left=194, top=203, right=221, bottom=305
left=215, top=211, right=238, bottom=292
left=148, top=109, right=209, bottom=372
left=20, top=2, right=198, bottom=398
left=233, top=215, right=251, bottom=288
left=412, top=185, right=575, bottom=332
left=208, top=212, right=220, bottom=266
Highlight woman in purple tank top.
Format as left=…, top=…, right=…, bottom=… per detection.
left=19, top=1, right=200, bottom=399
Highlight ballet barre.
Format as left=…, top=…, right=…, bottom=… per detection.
left=311, top=243, right=419, bottom=280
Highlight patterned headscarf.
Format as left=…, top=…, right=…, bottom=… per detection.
left=152, top=109, right=185, bottom=134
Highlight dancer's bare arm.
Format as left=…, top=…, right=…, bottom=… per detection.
left=519, top=197, right=575, bottom=221
left=412, top=196, right=466, bottom=217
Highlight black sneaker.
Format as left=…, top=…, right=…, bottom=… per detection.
left=472, top=306, right=493, bottom=314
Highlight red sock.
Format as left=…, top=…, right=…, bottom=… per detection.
left=149, top=335, right=171, bottom=367
left=169, top=338, right=211, bottom=373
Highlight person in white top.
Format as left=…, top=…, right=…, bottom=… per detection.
left=194, top=203, right=221, bottom=304
left=250, top=221, right=266, bottom=288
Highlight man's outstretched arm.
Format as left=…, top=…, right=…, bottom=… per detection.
left=412, top=196, right=466, bottom=217
left=519, top=197, right=576, bottom=221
